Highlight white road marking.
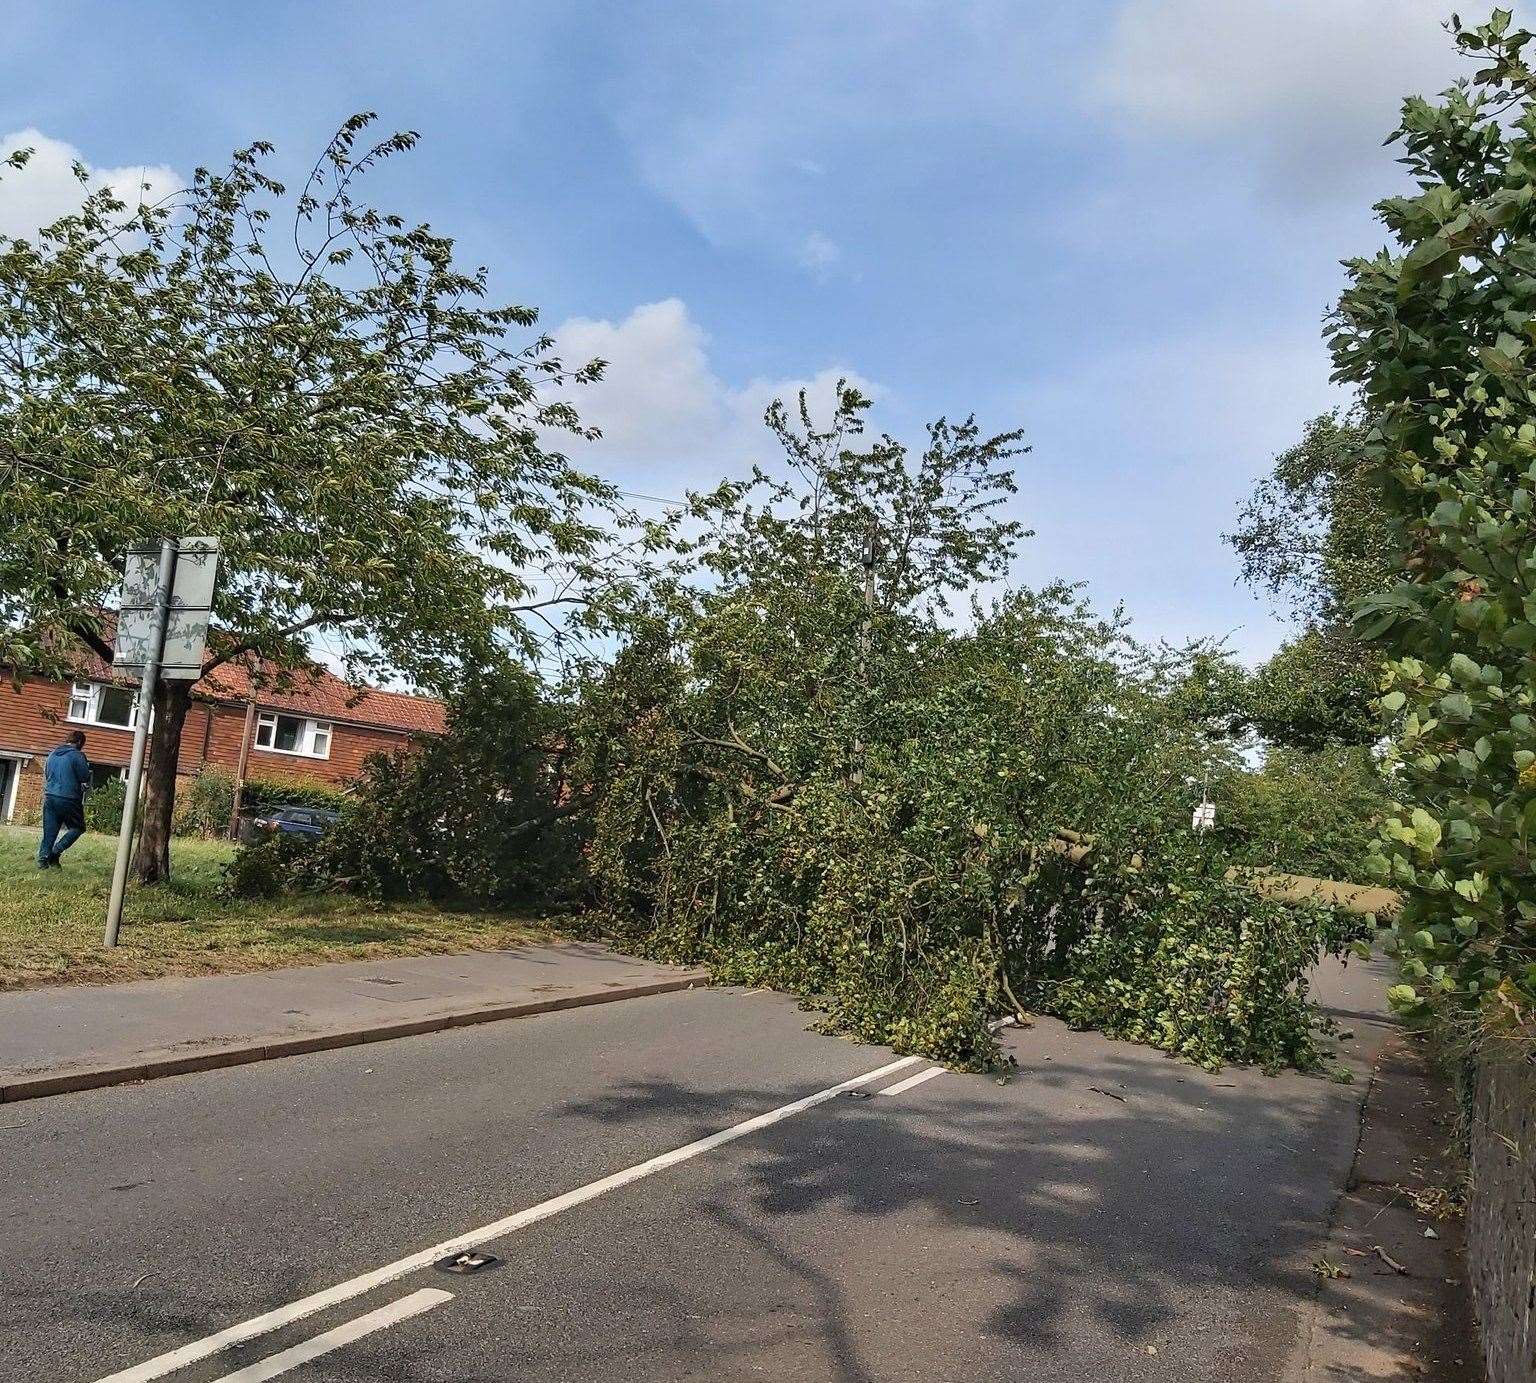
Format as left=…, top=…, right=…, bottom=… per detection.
left=95, top=1053, right=922, bottom=1383
left=208, top=1289, right=452, bottom=1382
left=878, top=1066, right=947, bottom=1097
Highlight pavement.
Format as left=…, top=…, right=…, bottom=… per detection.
left=0, top=952, right=1478, bottom=1382
left=0, top=942, right=704, bottom=1101
left=1290, top=1033, right=1482, bottom=1382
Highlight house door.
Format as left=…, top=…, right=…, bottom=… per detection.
left=0, top=757, right=18, bottom=823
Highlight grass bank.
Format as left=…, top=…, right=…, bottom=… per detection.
left=0, top=824, right=552, bottom=990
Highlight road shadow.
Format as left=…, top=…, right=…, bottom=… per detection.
left=507, top=1029, right=1439, bottom=1382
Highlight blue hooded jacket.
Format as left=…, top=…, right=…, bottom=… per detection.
left=43, top=743, right=92, bottom=801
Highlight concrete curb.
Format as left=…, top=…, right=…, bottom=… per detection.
left=0, top=974, right=704, bottom=1105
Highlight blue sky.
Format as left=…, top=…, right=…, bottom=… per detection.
left=0, top=1, right=1500, bottom=662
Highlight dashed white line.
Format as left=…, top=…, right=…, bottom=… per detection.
left=94, top=1052, right=922, bottom=1383
left=878, top=1066, right=947, bottom=1097
left=208, top=1289, right=453, bottom=1382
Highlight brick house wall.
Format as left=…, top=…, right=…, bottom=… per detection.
left=0, top=666, right=442, bottom=823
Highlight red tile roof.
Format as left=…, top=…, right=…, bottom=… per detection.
left=63, top=616, right=446, bottom=737
left=199, top=662, right=447, bottom=735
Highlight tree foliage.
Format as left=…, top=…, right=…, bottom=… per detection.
left=240, top=385, right=1358, bottom=1071
left=0, top=116, right=615, bottom=880
left=566, top=388, right=1345, bottom=1070
left=1240, top=630, right=1381, bottom=751
left=1228, top=412, right=1398, bottom=750
left=1230, top=412, right=1399, bottom=627
left=229, top=667, right=581, bottom=904
left=1330, top=10, right=1536, bottom=1040
left=1212, top=744, right=1385, bottom=884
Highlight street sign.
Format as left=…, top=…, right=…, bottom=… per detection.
left=161, top=537, right=219, bottom=679
left=1192, top=801, right=1216, bottom=832
left=113, top=537, right=220, bottom=680
left=112, top=546, right=163, bottom=670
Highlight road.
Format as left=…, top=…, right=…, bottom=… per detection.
left=0, top=960, right=1396, bottom=1382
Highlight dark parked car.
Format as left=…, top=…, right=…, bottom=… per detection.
left=238, top=805, right=339, bottom=844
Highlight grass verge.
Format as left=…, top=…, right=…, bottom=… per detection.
left=0, top=824, right=552, bottom=990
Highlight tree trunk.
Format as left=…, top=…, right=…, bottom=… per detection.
left=133, top=678, right=192, bottom=884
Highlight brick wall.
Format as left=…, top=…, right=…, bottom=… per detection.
left=0, top=676, right=138, bottom=768
left=201, top=702, right=411, bottom=786
left=1, top=673, right=418, bottom=819
left=1467, top=1047, right=1536, bottom=1383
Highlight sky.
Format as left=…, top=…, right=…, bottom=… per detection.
left=0, top=1, right=1509, bottom=664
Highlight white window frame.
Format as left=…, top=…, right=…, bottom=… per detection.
left=66, top=681, right=140, bottom=730
left=254, top=711, right=334, bottom=760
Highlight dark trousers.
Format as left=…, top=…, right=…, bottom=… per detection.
left=39, top=793, right=86, bottom=864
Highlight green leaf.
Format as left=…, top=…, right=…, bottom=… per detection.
left=1449, top=652, right=1483, bottom=685
left=1439, top=691, right=1474, bottom=719
left=1397, top=236, right=1461, bottom=300
left=1410, top=807, right=1443, bottom=852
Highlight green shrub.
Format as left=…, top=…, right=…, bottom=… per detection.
left=239, top=776, right=351, bottom=814
left=221, top=829, right=315, bottom=899
left=223, top=668, right=578, bottom=907
left=84, top=776, right=125, bottom=833
left=172, top=767, right=235, bottom=838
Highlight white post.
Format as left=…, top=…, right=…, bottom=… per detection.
left=104, top=538, right=176, bottom=948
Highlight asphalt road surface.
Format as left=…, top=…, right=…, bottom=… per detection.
left=0, top=960, right=1394, bottom=1382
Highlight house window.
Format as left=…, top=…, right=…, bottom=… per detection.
left=68, top=681, right=139, bottom=729
left=254, top=712, right=333, bottom=759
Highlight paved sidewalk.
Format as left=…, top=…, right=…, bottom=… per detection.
left=0, top=941, right=704, bottom=1102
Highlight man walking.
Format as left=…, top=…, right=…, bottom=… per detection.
left=38, top=730, right=91, bottom=870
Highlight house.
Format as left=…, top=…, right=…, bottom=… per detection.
left=0, top=644, right=446, bottom=822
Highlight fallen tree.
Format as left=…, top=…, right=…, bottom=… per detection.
left=238, top=385, right=1378, bottom=1073
left=563, top=388, right=1367, bottom=1071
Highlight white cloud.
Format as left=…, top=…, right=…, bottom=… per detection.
left=0, top=128, right=180, bottom=240
left=798, top=231, right=841, bottom=279
left=1096, top=1, right=1479, bottom=189
left=556, top=299, right=726, bottom=466
left=553, top=297, right=880, bottom=494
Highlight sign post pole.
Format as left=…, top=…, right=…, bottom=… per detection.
left=103, top=539, right=176, bottom=949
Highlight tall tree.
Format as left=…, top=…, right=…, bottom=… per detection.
left=1230, top=411, right=1398, bottom=627
left=1228, top=412, right=1398, bottom=749
left=0, top=116, right=613, bottom=881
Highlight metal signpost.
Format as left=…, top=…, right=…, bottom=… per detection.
left=103, top=537, right=220, bottom=948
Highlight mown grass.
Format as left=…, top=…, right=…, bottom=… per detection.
left=0, top=824, right=552, bottom=990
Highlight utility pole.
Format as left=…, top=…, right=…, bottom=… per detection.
left=104, top=539, right=176, bottom=948
left=228, top=697, right=257, bottom=840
